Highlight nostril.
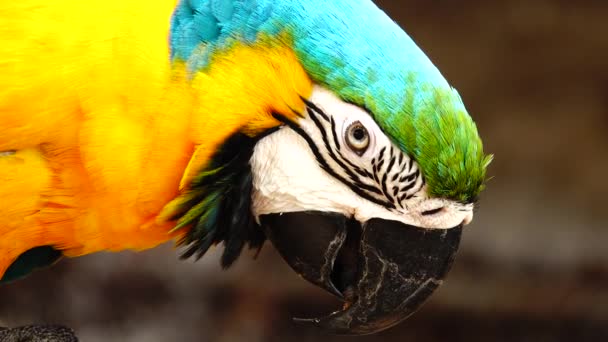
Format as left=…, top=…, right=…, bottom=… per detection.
left=421, top=207, right=444, bottom=216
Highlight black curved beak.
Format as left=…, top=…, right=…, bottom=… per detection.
left=260, top=211, right=462, bottom=335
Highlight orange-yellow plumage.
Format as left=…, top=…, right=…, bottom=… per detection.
left=0, top=0, right=312, bottom=277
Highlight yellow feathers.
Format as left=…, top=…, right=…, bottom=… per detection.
left=0, top=1, right=312, bottom=276
left=0, top=0, right=188, bottom=275
left=180, top=38, right=313, bottom=188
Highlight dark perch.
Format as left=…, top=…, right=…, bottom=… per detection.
left=0, top=326, right=77, bottom=342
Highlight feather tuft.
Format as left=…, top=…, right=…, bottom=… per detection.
left=171, top=131, right=270, bottom=268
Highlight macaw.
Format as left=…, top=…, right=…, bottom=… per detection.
left=0, top=0, right=492, bottom=337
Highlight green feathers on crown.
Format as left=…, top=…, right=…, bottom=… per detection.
left=403, top=88, right=492, bottom=203
left=335, top=73, right=492, bottom=204
left=380, top=85, right=491, bottom=203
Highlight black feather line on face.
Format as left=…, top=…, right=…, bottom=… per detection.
left=175, top=129, right=277, bottom=268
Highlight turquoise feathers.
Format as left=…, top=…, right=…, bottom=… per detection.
left=170, top=0, right=491, bottom=202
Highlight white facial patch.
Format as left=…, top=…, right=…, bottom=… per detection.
left=250, top=86, right=473, bottom=229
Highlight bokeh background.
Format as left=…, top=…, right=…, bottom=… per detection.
left=1, top=0, right=607, bottom=341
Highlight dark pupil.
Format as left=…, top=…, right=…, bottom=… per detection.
left=352, top=127, right=366, bottom=141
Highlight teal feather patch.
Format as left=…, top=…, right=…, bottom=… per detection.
left=170, top=0, right=491, bottom=202
left=1, top=246, right=62, bottom=284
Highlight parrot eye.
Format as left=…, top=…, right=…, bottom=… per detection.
left=345, top=121, right=370, bottom=155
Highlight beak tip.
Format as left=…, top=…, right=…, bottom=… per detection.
left=292, top=317, right=319, bottom=325
left=327, top=284, right=344, bottom=299
left=292, top=316, right=352, bottom=335
left=293, top=315, right=385, bottom=336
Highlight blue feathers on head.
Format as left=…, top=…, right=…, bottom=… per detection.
left=170, top=0, right=448, bottom=103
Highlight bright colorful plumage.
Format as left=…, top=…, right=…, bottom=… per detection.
left=0, top=0, right=491, bottom=336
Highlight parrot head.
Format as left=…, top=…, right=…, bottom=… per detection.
left=165, top=0, right=492, bottom=335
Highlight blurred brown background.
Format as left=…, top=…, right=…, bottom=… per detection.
left=1, top=0, right=607, bottom=341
